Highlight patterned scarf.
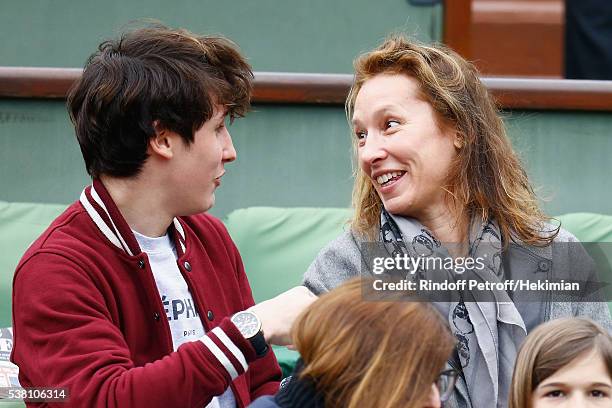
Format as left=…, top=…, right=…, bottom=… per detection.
left=379, top=209, right=526, bottom=408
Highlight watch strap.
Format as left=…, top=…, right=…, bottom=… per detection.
left=249, top=331, right=269, bottom=358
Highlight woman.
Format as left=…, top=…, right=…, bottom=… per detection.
left=510, top=318, right=612, bottom=407
left=303, top=35, right=612, bottom=408
left=250, top=278, right=457, bottom=408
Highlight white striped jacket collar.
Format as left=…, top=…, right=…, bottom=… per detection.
left=79, top=180, right=187, bottom=256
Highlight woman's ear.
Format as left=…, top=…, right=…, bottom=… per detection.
left=149, top=120, right=174, bottom=159
left=453, top=132, right=465, bottom=149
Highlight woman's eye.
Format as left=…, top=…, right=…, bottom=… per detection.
left=386, top=120, right=400, bottom=129
left=355, top=130, right=367, bottom=140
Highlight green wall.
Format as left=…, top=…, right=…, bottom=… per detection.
left=0, top=0, right=443, bottom=216
left=1, top=0, right=610, bottom=217
left=1, top=0, right=441, bottom=73
left=0, top=100, right=356, bottom=218
left=506, top=110, right=612, bottom=216
left=1, top=99, right=611, bottom=217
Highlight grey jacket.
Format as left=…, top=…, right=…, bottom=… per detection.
left=303, top=226, right=612, bottom=408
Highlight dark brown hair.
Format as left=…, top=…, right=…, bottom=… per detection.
left=509, top=318, right=612, bottom=408
left=346, top=35, right=558, bottom=245
left=293, top=278, right=455, bottom=408
left=67, top=24, right=253, bottom=178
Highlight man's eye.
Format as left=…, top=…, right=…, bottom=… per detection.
left=386, top=120, right=400, bottom=129
left=544, top=390, right=565, bottom=398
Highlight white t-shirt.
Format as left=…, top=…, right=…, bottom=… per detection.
left=133, top=230, right=236, bottom=408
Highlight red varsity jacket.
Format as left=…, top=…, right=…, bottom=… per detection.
left=11, top=179, right=281, bottom=407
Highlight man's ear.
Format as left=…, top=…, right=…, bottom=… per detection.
left=149, top=120, right=175, bottom=159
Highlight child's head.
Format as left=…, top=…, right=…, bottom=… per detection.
left=293, top=278, right=456, bottom=408
left=510, top=318, right=612, bottom=408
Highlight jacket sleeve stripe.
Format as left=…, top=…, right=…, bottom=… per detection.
left=208, top=331, right=245, bottom=378
left=200, top=335, right=239, bottom=380
left=211, top=327, right=248, bottom=372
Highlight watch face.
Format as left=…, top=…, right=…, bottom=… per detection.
left=232, top=311, right=260, bottom=339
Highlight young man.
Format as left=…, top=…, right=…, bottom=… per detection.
left=11, top=26, right=315, bottom=407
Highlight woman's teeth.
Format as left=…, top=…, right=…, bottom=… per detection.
left=376, top=171, right=405, bottom=186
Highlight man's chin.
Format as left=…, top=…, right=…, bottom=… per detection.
left=203, top=194, right=215, bottom=213
left=178, top=195, right=215, bottom=216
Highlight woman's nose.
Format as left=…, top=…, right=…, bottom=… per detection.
left=358, top=133, right=388, bottom=166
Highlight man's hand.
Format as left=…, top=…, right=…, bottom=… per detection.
left=249, top=286, right=317, bottom=346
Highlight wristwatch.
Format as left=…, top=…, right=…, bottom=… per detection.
left=231, top=310, right=269, bottom=358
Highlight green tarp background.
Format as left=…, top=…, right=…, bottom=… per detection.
left=1, top=100, right=612, bottom=218
left=0, top=0, right=442, bottom=72
left=0, top=0, right=610, bottom=217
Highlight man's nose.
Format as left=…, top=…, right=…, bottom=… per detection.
left=222, top=130, right=237, bottom=163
